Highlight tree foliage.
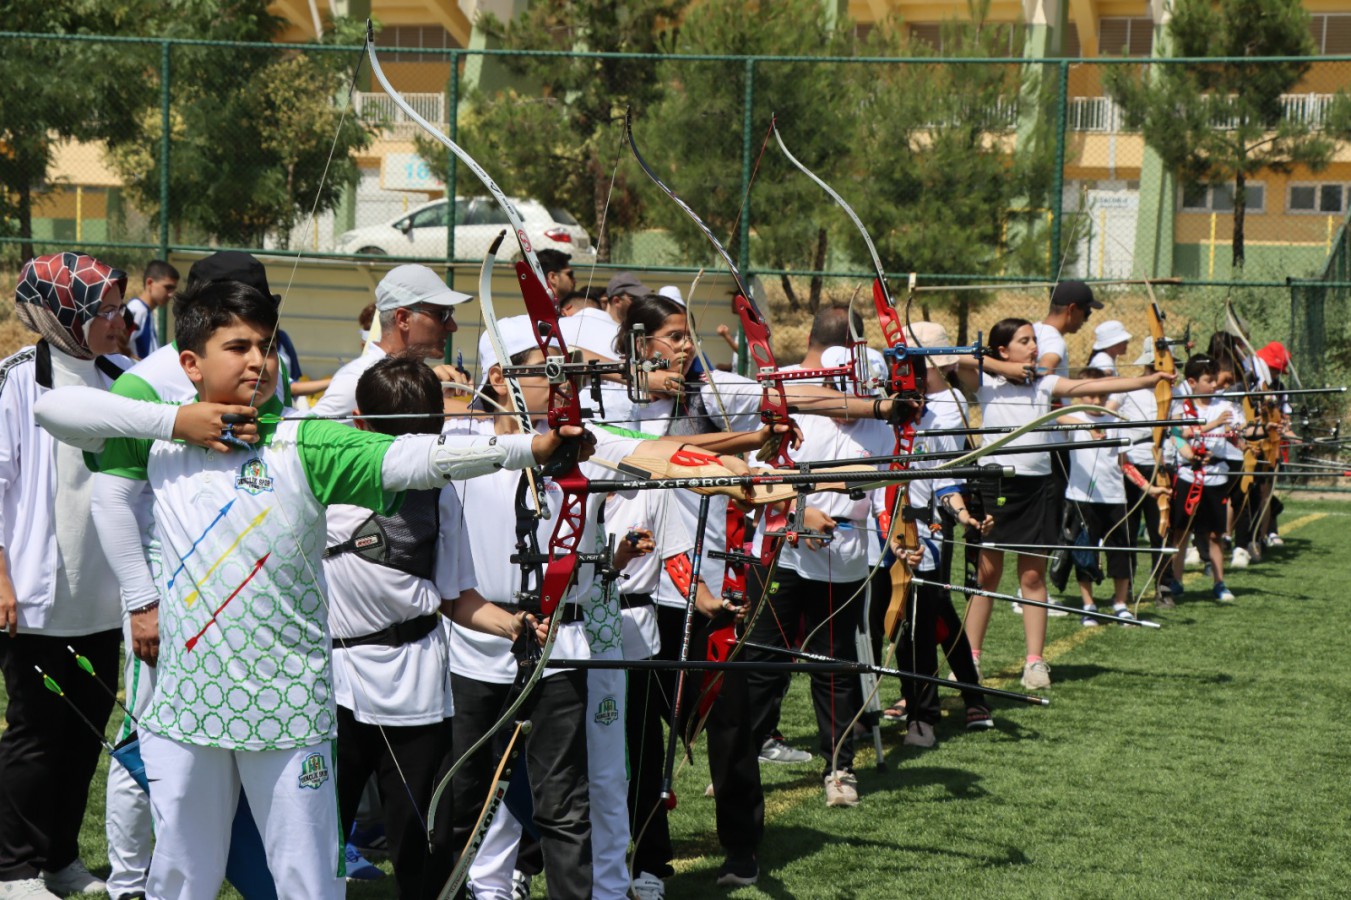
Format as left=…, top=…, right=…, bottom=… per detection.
left=420, top=0, right=687, bottom=262
left=0, top=0, right=160, bottom=261
left=851, top=3, right=1058, bottom=336
left=106, top=6, right=371, bottom=248
left=637, top=0, right=856, bottom=313
left=1105, top=0, right=1332, bottom=272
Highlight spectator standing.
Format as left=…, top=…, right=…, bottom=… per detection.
left=124, top=260, right=179, bottom=360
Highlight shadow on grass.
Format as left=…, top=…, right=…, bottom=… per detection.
left=1051, top=662, right=1235, bottom=685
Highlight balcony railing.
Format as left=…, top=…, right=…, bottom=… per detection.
left=353, top=92, right=447, bottom=135
left=1069, top=93, right=1339, bottom=133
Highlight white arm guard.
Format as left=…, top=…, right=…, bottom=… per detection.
left=34, top=386, right=177, bottom=452
left=91, top=473, right=161, bottom=614
left=381, top=432, right=538, bottom=490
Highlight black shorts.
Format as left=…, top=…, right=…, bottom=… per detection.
left=1171, top=478, right=1228, bottom=535
left=980, top=474, right=1058, bottom=546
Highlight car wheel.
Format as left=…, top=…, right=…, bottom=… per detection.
left=355, top=246, right=387, bottom=256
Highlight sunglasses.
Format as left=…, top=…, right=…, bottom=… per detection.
left=410, top=304, right=455, bottom=325
left=92, top=305, right=128, bottom=322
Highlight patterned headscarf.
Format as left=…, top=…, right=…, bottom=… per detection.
left=14, top=252, right=128, bottom=360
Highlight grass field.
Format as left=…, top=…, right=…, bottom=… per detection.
left=10, top=499, right=1348, bottom=898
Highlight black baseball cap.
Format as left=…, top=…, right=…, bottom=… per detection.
left=187, top=251, right=278, bottom=304
left=1050, top=280, right=1104, bottom=310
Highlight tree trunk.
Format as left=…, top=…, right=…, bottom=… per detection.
left=956, top=295, right=970, bottom=345
left=808, top=227, right=827, bottom=312
left=591, top=151, right=610, bottom=263
left=779, top=273, right=800, bottom=312
left=1232, top=168, right=1246, bottom=274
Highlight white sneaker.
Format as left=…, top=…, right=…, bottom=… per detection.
left=1021, top=660, right=1052, bottom=690
left=1046, top=603, right=1070, bottom=617
left=1266, top=533, right=1284, bottom=547
left=0, top=879, right=60, bottom=900
left=630, top=871, right=666, bottom=900
left=1011, top=602, right=1023, bottom=614
left=42, top=860, right=104, bottom=894
left=1231, top=546, right=1251, bottom=569
left=1185, top=546, right=1202, bottom=568
left=824, top=770, right=860, bottom=807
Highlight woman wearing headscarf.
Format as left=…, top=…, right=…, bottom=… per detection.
left=0, top=252, right=131, bottom=900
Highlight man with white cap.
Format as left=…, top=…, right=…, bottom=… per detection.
left=311, top=265, right=473, bottom=420
left=1088, top=320, right=1132, bottom=374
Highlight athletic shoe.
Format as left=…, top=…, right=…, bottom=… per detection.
left=1203, top=562, right=1214, bottom=579
left=349, top=821, right=388, bottom=856
left=1081, top=603, right=1100, bottom=627
left=903, top=720, right=936, bottom=748
left=630, top=871, right=666, bottom=900
left=511, top=870, right=532, bottom=900
left=1021, top=660, right=1052, bottom=690
left=1155, top=591, right=1176, bottom=610
left=1231, top=546, right=1251, bottom=569
left=1163, top=577, right=1185, bottom=597
left=715, top=855, right=759, bottom=887
left=0, top=879, right=60, bottom=900
left=41, top=860, right=104, bottom=894
left=966, top=706, right=995, bottom=730
left=1113, top=605, right=1136, bottom=624
left=1011, top=602, right=1023, bottom=614
left=1214, top=581, right=1236, bottom=602
left=704, top=782, right=714, bottom=798
left=824, top=770, right=860, bottom=807
left=1185, top=546, right=1202, bottom=568
left=1266, top=532, right=1284, bottom=547
left=758, top=736, right=813, bottom=764
left=344, top=843, right=385, bottom=881
left=1014, top=601, right=1068, bottom=617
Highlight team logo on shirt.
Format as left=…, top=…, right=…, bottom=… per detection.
left=594, top=696, right=619, bottom=726
left=298, top=752, right=330, bottom=790
left=235, top=457, right=274, bottom=495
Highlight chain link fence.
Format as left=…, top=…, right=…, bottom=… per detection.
left=3, top=32, right=1350, bottom=390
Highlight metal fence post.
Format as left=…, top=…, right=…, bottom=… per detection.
left=736, top=57, right=755, bottom=377
left=447, top=51, right=459, bottom=265
left=158, top=40, right=172, bottom=340
left=1048, top=58, right=1069, bottom=281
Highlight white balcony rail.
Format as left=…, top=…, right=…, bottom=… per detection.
left=1069, top=93, right=1337, bottom=133
left=353, top=92, right=447, bottom=135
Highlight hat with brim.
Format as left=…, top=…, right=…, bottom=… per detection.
left=559, top=313, right=619, bottom=359
left=1092, top=320, right=1132, bottom=350
left=188, top=251, right=277, bottom=303
left=1133, top=346, right=1155, bottom=366
left=905, top=321, right=958, bottom=367
left=606, top=272, right=652, bottom=299
left=376, top=265, right=473, bottom=312
left=1051, top=280, right=1104, bottom=310
left=477, top=315, right=540, bottom=387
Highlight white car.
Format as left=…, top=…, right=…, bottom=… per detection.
left=336, top=196, right=594, bottom=260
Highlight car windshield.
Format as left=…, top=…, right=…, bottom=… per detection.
left=546, top=206, right=580, bottom=226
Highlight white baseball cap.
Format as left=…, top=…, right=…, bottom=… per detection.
left=1092, top=320, right=1132, bottom=350
left=1133, top=345, right=1155, bottom=366
left=477, top=315, right=540, bottom=379
left=375, top=265, right=473, bottom=312
left=559, top=312, right=619, bottom=359
left=658, top=285, right=685, bottom=305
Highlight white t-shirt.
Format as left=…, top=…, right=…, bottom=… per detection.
left=607, top=487, right=690, bottom=660
left=1033, top=322, right=1070, bottom=378
left=1173, top=396, right=1237, bottom=487
left=310, top=343, right=387, bottom=419
left=325, top=486, right=476, bottom=726
left=776, top=412, right=894, bottom=582
left=1087, top=350, right=1117, bottom=375
left=904, top=396, right=970, bottom=572
left=976, top=373, right=1061, bottom=476
left=1065, top=416, right=1128, bottom=504
left=1111, top=387, right=1165, bottom=467
left=446, top=422, right=641, bottom=683
left=127, top=297, right=158, bottom=358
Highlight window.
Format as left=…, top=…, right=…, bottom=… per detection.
left=1099, top=17, right=1154, bottom=56
left=1310, top=15, right=1351, bottom=54
left=408, top=202, right=451, bottom=229
left=1181, top=182, right=1265, bottom=213
left=907, top=21, right=1021, bottom=54
left=383, top=25, right=457, bottom=61
left=1288, top=183, right=1349, bottom=214
left=465, top=200, right=511, bottom=227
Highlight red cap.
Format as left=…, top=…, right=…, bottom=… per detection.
left=1255, top=341, right=1291, bottom=374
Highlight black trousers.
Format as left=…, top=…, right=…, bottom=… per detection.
left=1124, top=464, right=1167, bottom=580
left=744, top=567, right=864, bottom=774
left=874, top=577, right=985, bottom=723
left=628, top=604, right=763, bottom=874
left=448, top=671, right=591, bottom=900
left=336, top=704, right=451, bottom=899
left=0, top=629, right=119, bottom=881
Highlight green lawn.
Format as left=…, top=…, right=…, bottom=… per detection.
left=11, top=500, right=1349, bottom=898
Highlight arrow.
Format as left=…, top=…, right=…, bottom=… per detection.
left=167, top=499, right=235, bottom=589
left=182, top=508, right=271, bottom=607
left=185, top=553, right=270, bottom=652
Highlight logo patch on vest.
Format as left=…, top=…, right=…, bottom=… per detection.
left=298, top=752, right=329, bottom=790
left=235, top=457, right=274, bottom=495
left=594, top=696, right=619, bottom=726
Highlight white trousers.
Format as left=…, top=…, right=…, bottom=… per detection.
left=105, top=621, right=155, bottom=898
left=139, top=729, right=345, bottom=900
left=586, top=666, right=629, bottom=900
